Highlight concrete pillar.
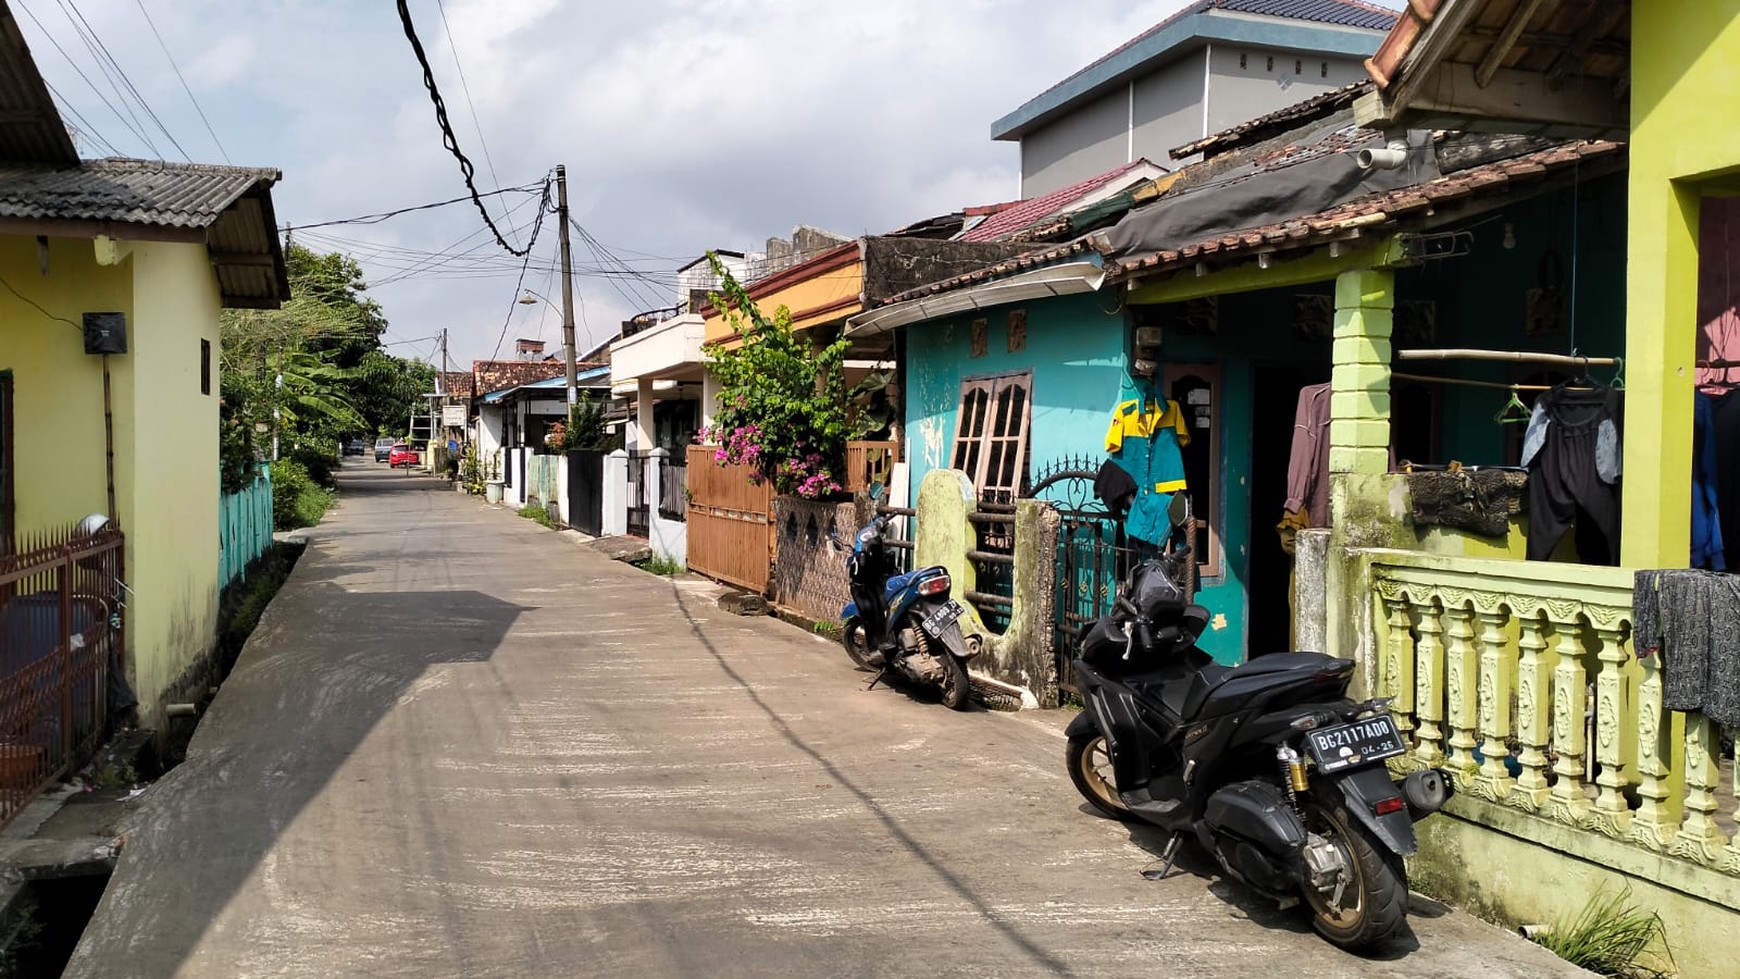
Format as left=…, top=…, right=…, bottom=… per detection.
left=635, top=378, right=655, bottom=451
left=701, top=372, right=722, bottom=433
left=602, top=450, right=629, bottom=536
left=645, top=447, right=666, bottom=514
left=1328, top=267, right=1394, bottom=475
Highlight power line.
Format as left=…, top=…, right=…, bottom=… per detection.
left=285, top=182, right=544, bottom=232
left=485, top=185, right=554, bottom=361
left=41, top=78, right=120, bottom=156
left=14, top=0, right=154, bottom=152
left=433, top=0, right=510, bottom=248
left=133, top=0, right=227, bottom=163
left=56, top=0, right=188, bottom=159
left=395, top=0, right=535, bottom=257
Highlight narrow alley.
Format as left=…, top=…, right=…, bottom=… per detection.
left=66, top=465, right=1584, bottom=978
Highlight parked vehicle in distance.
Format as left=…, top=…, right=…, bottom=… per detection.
left=344, top=439, right=366, bottom=456
left=374, top=437, right=396, bottom=463
left=388, top=442, right=421, bottom=469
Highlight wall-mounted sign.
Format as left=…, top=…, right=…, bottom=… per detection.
left=442, top=405, right=467, bottom=426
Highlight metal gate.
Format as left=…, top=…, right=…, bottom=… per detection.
left=566, top=449, right=604, bottom=536
left=1024, top=457, right=1135, bottom=694
left=625, top=449, right=650, bottom=538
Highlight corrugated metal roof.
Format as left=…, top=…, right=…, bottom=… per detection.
left=0, top=158, right=281, bottom=228
left=0, top=4, right=77, bottom=166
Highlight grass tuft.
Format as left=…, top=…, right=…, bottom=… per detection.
left=635, top=556, right=685, bottom=576
left=1529, top=888, right=1673, bottom=978
left=517, top=504, right=558, bottom=529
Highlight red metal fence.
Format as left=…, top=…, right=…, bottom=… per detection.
left=0, top=524, right=123, bottom=829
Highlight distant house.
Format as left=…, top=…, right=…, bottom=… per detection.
left=0, top=0, right=288, bottom=755
left=991, top=0, right=1397, bottom=196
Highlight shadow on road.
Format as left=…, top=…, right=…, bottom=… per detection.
left=665, top=578, right=1076, bottom=977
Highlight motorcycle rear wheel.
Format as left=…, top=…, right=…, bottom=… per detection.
left=1300, top=797, right=1408, bottom=951
left=841, top=617, right=874, bottom=671
left=1066, top=732, right=1132, bottom=820
left=936, top=645, right=971, bottom=711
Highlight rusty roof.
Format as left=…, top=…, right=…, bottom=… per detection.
left=959, top=160, right=1160, bottom=243
left=1170, top=81, right=1373, bottom=161
left=1114, top=139, right=1624, bottom=277
left=471, top=360, right=568, bottom=398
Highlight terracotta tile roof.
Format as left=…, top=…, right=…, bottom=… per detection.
left=887, top=240, right=1096, bottom=304
left=471, top=360, right=567, bottom=398
left=1170, top=81, right=1373, bottom=160
left=1113, top=139, right=1624, bottom=277
left=959, top=160, right=1158, bottom=243
left=437, top=371, right=474, bottom=399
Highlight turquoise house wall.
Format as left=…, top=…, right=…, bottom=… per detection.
left=903, top=288, right=1335, bottom=664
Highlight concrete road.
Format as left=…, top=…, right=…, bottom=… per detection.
left=67, top=461, right=1588, bottom=978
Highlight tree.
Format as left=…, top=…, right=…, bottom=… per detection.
left=702, top=252, right=853, bottom=499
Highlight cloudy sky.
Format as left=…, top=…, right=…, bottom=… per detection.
left=17, top=0, right=1380, bottom=364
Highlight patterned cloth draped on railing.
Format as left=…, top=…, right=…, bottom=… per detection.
left=1366, top=549, right=1740, bottom=879
left=220, top=466, right=273, bottom=589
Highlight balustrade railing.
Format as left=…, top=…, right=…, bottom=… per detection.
left=1363, top=549, right=1738, bottom=879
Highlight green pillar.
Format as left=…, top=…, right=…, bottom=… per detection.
left=1329, top=268, right=1395, bottom=475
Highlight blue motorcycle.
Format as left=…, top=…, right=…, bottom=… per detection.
left=835, top=483, right=981, bottom=710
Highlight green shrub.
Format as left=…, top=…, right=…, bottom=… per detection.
left=635, top=556, right=685, bottom=576
left=288, top=444, right=338, bottom=489
left=271, top=458, right=335, bottom=530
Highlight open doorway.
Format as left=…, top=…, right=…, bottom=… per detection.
left=1248, top=365, right=1324, bottom=655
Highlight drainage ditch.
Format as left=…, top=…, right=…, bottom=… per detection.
left=1, top=868, right=112, bottom=977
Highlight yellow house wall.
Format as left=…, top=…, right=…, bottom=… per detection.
left=125, top=240, right=222, bottom=720
left=701, top=259, right=864, bottom=345
left=0, top=234, right=222, bottom=726
left=1624, top=2, right=1740, bottom=567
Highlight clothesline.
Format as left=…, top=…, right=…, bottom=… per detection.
left=1397, top=348, right=1620, bottom=368
left=1391, top=371, right=1555, bottom=392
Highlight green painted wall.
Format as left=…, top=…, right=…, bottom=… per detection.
left=1405, top=173, right=1629, bottom=467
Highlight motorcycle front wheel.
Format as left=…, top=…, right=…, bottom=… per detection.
left=1300, top=796, right=1408, bottom=951
left=1066, top=731, right=1132, bottom=820
left=841, top=616, right=875, bottom=671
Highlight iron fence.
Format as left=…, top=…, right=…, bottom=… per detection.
left=658, top=455, right=687, bottom=522
left=0, top=524, right=124, bottom=829
left=1023, top=456, right=1133, bottom=694
left=626, top=449, right=650, bottom=538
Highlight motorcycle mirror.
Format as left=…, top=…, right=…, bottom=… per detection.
left=1167, top=492, right=1190, bottom=527
left=867, top=480, right=885, bottom=502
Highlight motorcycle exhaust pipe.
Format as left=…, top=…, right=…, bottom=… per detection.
left=1400, top=768, right=1454, bottom=818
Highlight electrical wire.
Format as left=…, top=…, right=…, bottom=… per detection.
left=433, top=0, right=509, bottom=247
left=56, top=0, right=188, bottom=159
left=41, top=78, right=121, bottom=156
left=0, top=270, right=83, bottom=330
left=395, top=0, right=534, bottom=257
left=14, top=0, right=154, bottom=152
left=286, top=182, right=545, bottom=232
left=133, top=0, right=227, bottom=163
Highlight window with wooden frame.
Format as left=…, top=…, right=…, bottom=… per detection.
left=951, top=372, right=1032, bottom=505
left=1164, top=363, right=1221, bottom=579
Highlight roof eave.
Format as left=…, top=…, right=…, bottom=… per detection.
left=991, top=11, right=1388, bottom=141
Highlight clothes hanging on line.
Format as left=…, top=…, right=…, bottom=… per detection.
left=1283, top=382, right=1332, bottom=530
left=1105, top=374, right=1190, bottom=545
left=1520, top=384, right=1623, bottom=564
left=1634, top=569, right=1740, bottom=728
left=1713, top=390, right=1740, bottom=570
left=1693, top=392, right=1727, bottom=570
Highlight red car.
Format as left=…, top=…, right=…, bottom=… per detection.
left=388, top=442, right=421, bottom=468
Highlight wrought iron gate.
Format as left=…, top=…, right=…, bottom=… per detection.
left=1023, top=457, right=1136, bottom=694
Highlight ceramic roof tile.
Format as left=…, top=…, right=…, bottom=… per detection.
left=959, top=160, right=1154, bottom=243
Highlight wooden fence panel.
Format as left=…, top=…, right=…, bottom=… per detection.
left=685, top=445, right=773, bottom=592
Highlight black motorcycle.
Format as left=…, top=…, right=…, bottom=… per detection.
left=1065, top=495, right=1452, bottom=950
left=834, top=482, right=983, bottom=709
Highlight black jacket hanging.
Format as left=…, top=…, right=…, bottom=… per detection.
left=1521, top=384, right=1623, bottom=564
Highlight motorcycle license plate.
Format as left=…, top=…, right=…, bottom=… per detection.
left=1304, top=714, right=1405, bottom=773
left=921, top=600, right=964, bottom=636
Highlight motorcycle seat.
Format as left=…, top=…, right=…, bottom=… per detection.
left=1160, top=652, right=1346, bottom=721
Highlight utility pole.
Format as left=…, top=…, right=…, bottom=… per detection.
left=556, top=164, right=579, bottom=407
